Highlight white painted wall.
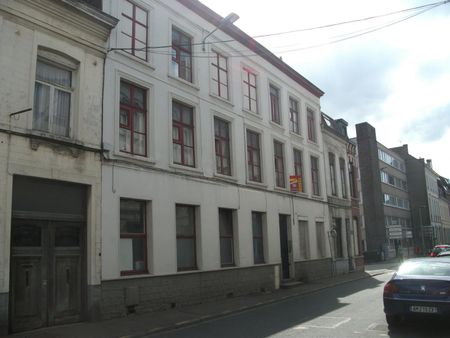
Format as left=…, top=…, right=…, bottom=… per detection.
left=101, top=0, right=330, bottom=280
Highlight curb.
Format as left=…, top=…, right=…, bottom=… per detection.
left=129, top=269, right=393, bottom=338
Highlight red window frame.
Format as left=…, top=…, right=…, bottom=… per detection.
left=172, top=101, right=195, bottom=167
left=307, top=108, right=316, bottom=142
left=120, top=81, right=147, bottom=156
left=214, top=117, right=231, bottom=176
left=246, top=130, right=262, bottom=182
left=311, top=156, right=320, bottom=196
left=293, top=148, right=304, bottom=192
left=243, top=68, right=257, bottom=113
left=176, top=204, right=197, bottom=271
left=274, top=140, right=285, bottom=188
left=289, top=97, right=299, bottom=134
left=211, top=51, right=229, bottom=99
left=121, top=0, right=148, bottom=61
left=219, top=208, right=234, bottom=267
left=252, top=212, right=265, bottom=264
left=270, top=85, right=280, bottom=124
left=172, top=27, right=192, bottom=82
left=120, top=199, right=147, bottom=276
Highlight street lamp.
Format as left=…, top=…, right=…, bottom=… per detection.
left=202, top=12, right=239, bottom=51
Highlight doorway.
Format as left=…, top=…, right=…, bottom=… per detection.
left=279, top=215, right=290, bottom=280
left=9, top=176, right=86, bottom=333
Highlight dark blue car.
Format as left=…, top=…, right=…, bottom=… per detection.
left=383, top=257, right=450, bottom=326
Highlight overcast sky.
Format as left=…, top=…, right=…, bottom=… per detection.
left=200, top=0, right=450, bottom=178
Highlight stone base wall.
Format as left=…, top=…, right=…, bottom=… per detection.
left=0, top=292, right=8, bottom=336
left=354, top=255, right=365, bottom=271
left=100, top=265, right=277, bottom=320
left=334, top=258, right=350, bottom=275
left=294, top=258, right=332, bottom=282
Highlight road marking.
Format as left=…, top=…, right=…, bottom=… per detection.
left=367, top=323, right=388, bottom=332
left=293, top=316, right=351, bottom=329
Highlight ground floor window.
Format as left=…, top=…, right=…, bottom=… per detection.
left=120, top=199, right=147, bottom=275
left=219, top=208, right=235, bottom=267
left=252, top=212, right=265, bottom=264
left=176, top=204, right=197, bottom=271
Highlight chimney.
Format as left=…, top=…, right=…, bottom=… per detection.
left=426, top=159, right=432, bottom=169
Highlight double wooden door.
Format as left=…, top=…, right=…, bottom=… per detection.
left=10, top=218, right=84, bottom=333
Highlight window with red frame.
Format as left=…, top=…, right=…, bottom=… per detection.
left=242, top=68, right=257, bottom=113
left=120, top=199, right=147, bottom=275
left=289, top=97, right=300, bottom=134
left=307, top=108, right=316, bottom=142
left=171, top=27, right=192, bottom=82
left=293, top=148, right=304, bottom=192
left=311, top=156, right=321, bottom=196
left=246, top=130, right=262, bottom=182
left=172, top=101, right=195, bottom=167
left=119, top=81, right=147, bottom=156
left=121, top=0, right=148, bottom=61
left=270, top=85, right=280, bottom=124
left=211, top=51, right=229, bottom=99
left=214, top=117, right=231, bottom=176
left=176, top=205, right=197, bottom=271
left=274, top=140, right=285, bottom=188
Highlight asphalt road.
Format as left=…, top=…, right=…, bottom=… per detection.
left=147, top=272, right=450, bottom=338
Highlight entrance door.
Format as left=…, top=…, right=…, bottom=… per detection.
left=10, top=219, right=83, bottom=333
left=279, top=215, right=290, bottom=280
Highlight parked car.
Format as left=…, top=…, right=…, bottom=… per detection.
left=383, top=257, right=450, bottom=326
left=430, top=244, right=450, bottom=257
left=437, top=251, right=450, bottom=257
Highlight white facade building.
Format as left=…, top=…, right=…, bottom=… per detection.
left=99, top=0, right=333, bottom=317
left=0, top=0, right=116, bottom=334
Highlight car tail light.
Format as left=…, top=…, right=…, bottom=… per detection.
left=384, top=281, right=399, bottom=296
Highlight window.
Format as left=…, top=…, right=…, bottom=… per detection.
left=329, top=153, right=337, bottom=196
left=171, top=28, right=192, bottom=82
left=211, top=51, right=229, bottom=99
left=219, top=208, right=234, bottom=267
left=121, top=0, right=148, bottom=61
left=33, top=57, right=75, bottom=137
left=289, top=97, right=300, bottom=134
left=176, top=205, right=197, bottom=271
left=273, top=140, right=285, bottom=188
left=252, top=212, right=265, bottom=264
left=270, top=84, right=280, bottom=124
left=348, top=161, right=357, bottom=198
left=316, top=221, right=325, bottom=258
left=293, top=149, right=305, bottom=192
left=172, top=101, right=195, bottom=167
left=242, top=68, right=257, bottom=113
left=299, top=220, right=309, bottom=260
left=334, top=218, right=343, bottom=258
left=307, top=108, right=316, bottom=142
left=311, top=156, right=321, bottom=196
left=339, top=158, right=347, bottom=198
left=120, top=199, right=147, bottom=275
left=214, top=117, right=231, bottom=176
left=246, top=130, right=262, bottom=182
left=119, top=81, right=147, bottom=156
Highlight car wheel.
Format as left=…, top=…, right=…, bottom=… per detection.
left=386, top=314, right=401, bottom=327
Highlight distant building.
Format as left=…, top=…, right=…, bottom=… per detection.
left=355, top=123, right=413, bottom=261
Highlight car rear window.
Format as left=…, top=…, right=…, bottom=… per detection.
left=398, top=260, right=450, bottom=276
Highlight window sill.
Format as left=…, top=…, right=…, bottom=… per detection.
left=168, top=74, right=200, bottom=91
left=113, top=151, right=156, bottom=165
left=311, top=194, right=325, bottom=201
left=114, top=50, right=156, bottom=71
left=289, top=131, right=303, bottom=141
left=213, top=172, right=238, bottom=183
left=269, top=120, right=284, bottom=131
left=274, top=185, right=288, bottom=193
left=243, top=108, right=262, bottom=120
left=307, top=139, right=319, bottom=147
left=169, top=163, right=204, bottom=175
left=245, top=180, right=268, bottom=189
left=209, top=93, right=234, bottom=107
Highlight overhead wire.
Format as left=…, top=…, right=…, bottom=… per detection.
left=108, top=0, right=449, bottom=57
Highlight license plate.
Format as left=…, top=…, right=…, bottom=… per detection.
left=409, top=306, right=438, bottom=314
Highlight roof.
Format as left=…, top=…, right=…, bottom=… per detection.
left=176, top=0, right=324, bottom=98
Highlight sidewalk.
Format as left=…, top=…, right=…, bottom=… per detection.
left=7, top=261, right=400, bottom=338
